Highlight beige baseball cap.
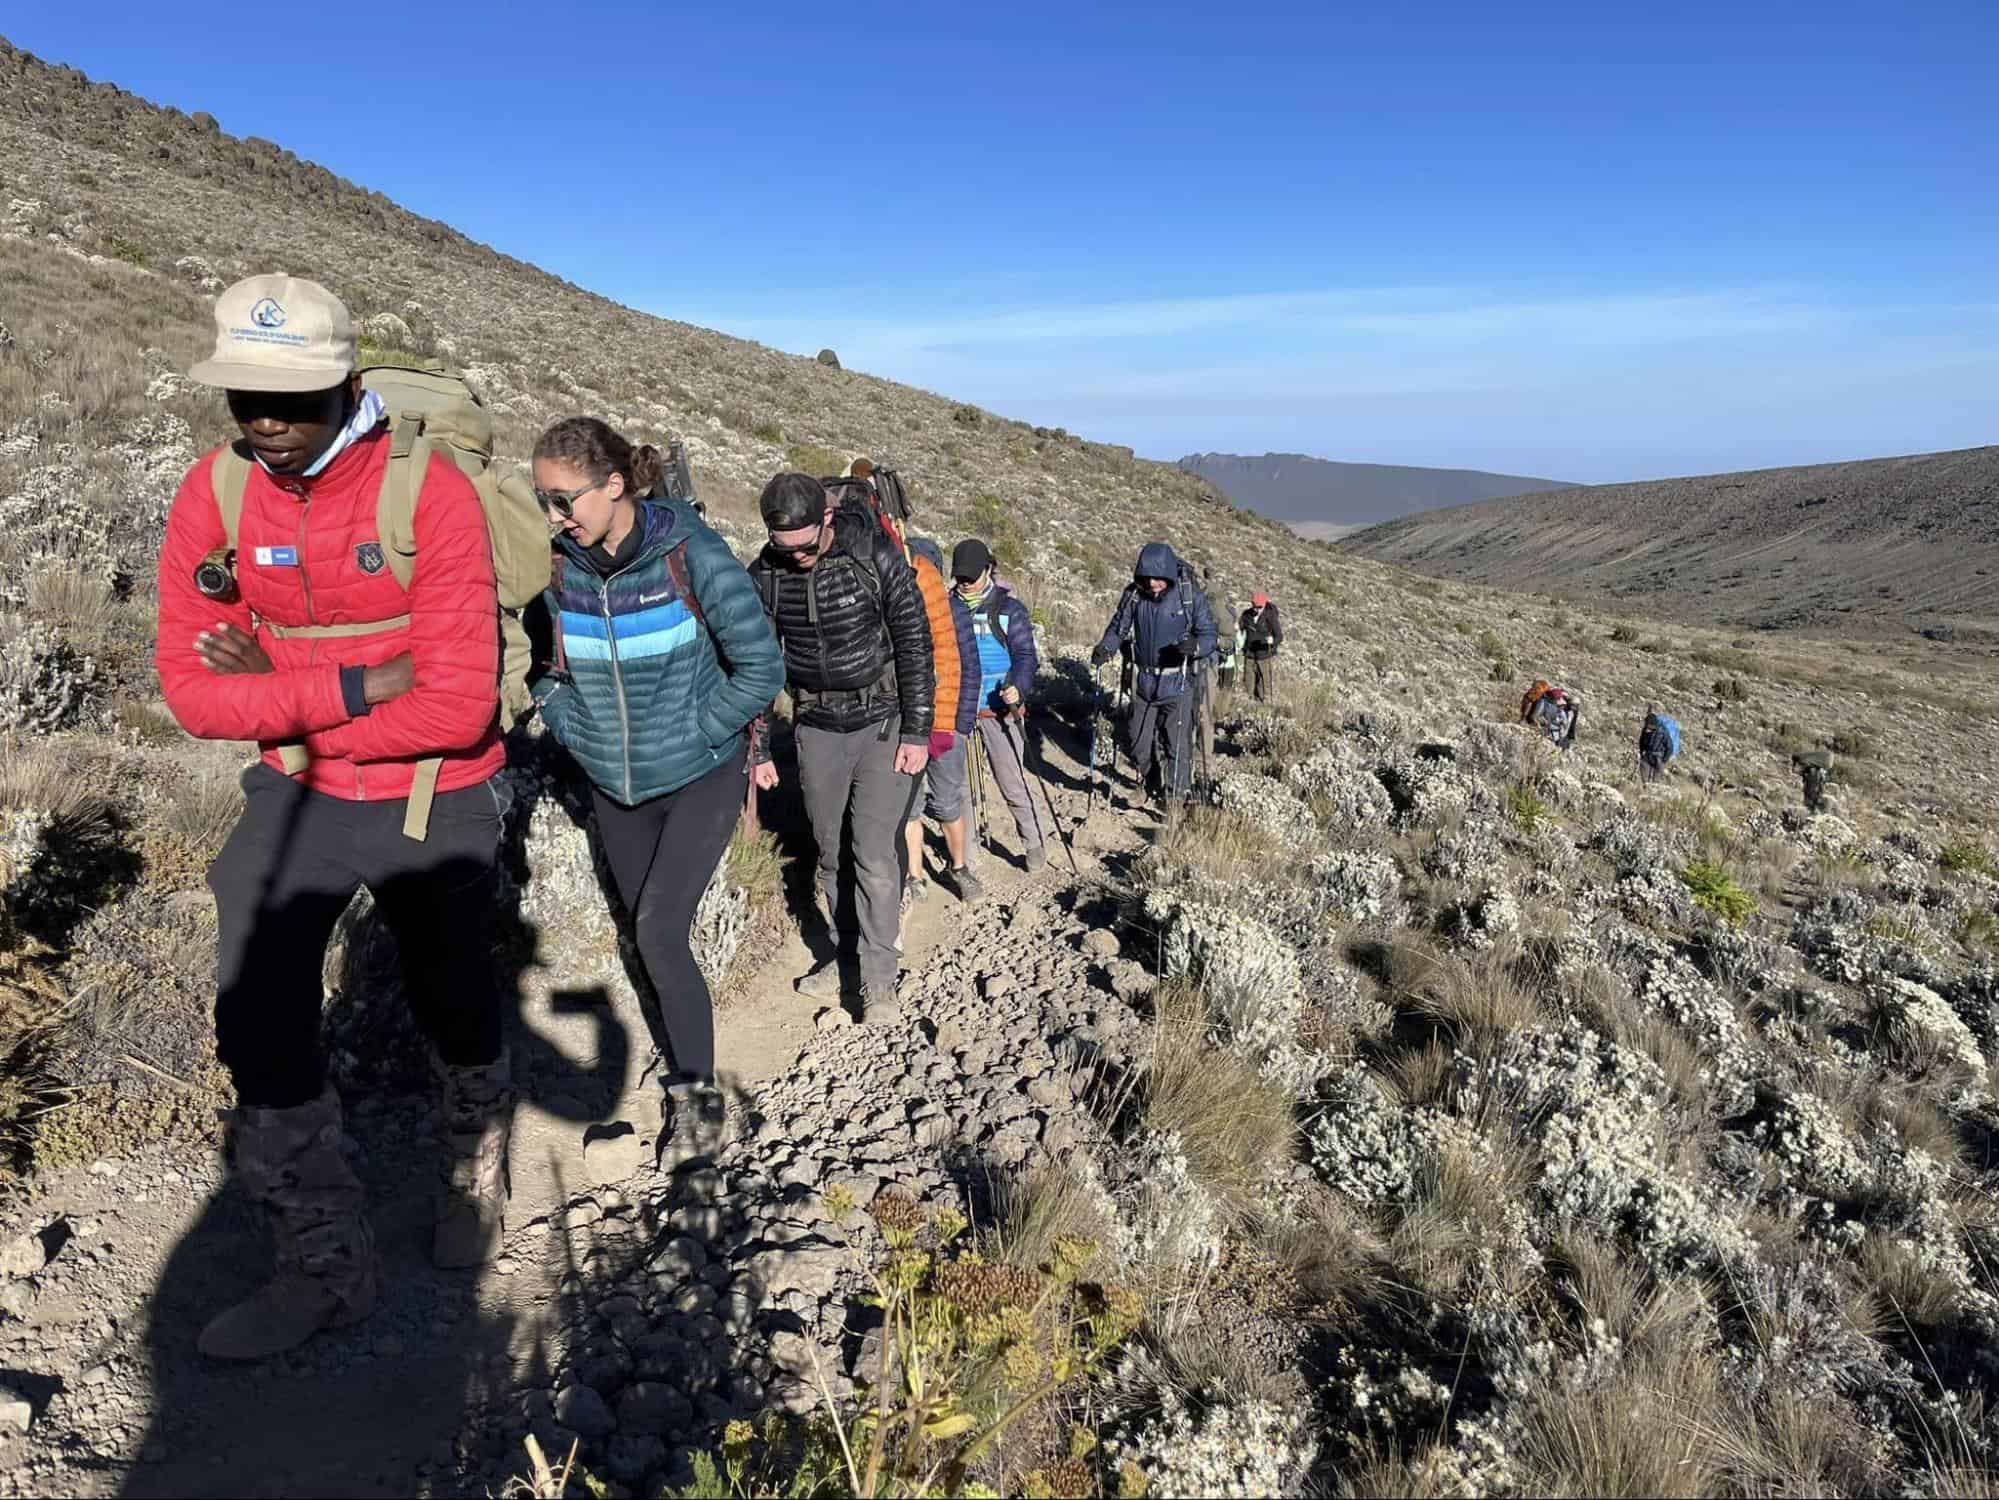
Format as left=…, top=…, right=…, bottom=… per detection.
left=189, top=274, right=356, bottom=392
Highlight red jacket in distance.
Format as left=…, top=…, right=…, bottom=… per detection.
left=155, top=424, right=504, bottom=801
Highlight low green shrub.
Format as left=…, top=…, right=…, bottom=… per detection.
left=1681, top=860, right=1756, bottom=924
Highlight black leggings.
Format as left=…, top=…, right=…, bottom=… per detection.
left=208, top=764, right=507, bottom=1109
left=591, top=749, right=748, bottom=1082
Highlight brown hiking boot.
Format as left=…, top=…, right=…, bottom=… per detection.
left=432, top=1048, right=513, bottom=1269
left=198, top=1087, right=376, bottom=1362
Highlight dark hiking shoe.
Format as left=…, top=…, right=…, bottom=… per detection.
left=198, top=1088, right=376, bottom=1361
left=795, top=961, right=844, bottom=1000
left=1024, top=844, right=1048, bottom=874
left=432, top=1048, right=514, bottom=1269
left=901, top=875, right=926, bottom=914
left=858, top=983, right=904, bottom=1026
left=659, top=1080, right=728, bottom=1170
left=947, top=866, right=986, bottom=904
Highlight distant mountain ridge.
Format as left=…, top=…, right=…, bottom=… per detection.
left=1338, top=445, right=1999, bottom=636
left=1177, top=451, right=1576, bottom=537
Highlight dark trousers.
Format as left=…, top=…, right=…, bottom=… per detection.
left=1127, top=690, right=1194, bottom=801
left=1250, top=654, right=1278, bottom=702
left=591, top=748, right=748, bottom=1082
left=208, top=764, right=508, bottom=1109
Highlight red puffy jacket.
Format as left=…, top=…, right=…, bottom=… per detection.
left=155, top=423, right=504, bottom=801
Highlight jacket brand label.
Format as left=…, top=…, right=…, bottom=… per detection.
left=253, top=546, right=299, bottom=567
left=638, top=590, right=671, bottom=605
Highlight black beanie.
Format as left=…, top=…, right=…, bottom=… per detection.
left=759, top=472, right=828, bottom=529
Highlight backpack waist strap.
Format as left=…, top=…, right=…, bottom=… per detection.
left=261, top=614, right=413, bottom=640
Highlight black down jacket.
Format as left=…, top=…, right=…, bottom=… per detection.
left=747, top=509, right=935, bottom=743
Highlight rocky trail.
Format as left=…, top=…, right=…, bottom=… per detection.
left=0, top=703, right=1168, bottom=1499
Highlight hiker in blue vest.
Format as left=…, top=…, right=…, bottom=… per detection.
left=1638, top=703, right=1681, bottom=783
left=943, top=538, right=1047, bottom=871
left=1090, top=542, right=1217, bottom=808
left=531, top=417, right=784, bottom=1165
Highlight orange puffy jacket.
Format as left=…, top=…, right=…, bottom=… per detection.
left=155, top=424, right=504, bottom=801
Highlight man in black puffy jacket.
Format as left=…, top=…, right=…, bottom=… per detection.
left=748, top=473, right=935, bottom=1023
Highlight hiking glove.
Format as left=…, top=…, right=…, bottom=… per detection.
left=1179, top=635, right=1201, bottom=660
left=1090, top=645, right=1112, bottom=668
left=928, top=730, right=955, bottom=758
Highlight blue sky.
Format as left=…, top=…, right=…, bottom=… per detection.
left=10, top=2, right=1996, bottom=482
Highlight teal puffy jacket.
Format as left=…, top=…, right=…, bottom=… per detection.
left=533, top=500, right=783, bottom=805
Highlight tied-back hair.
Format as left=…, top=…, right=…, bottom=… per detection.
left=534, top=416, right=665, bottom=498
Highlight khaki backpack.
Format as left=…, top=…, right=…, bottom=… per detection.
left=210, top=360, right=549, bottom=839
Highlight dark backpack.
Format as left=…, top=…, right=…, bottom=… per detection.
left=656, top=439, right=698, bottom=510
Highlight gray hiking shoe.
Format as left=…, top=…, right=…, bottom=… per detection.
left=859, top=983, right=904, bottom=1026
left=795, top=960, right=844, bottom=1000
left=1024, top=844, right=1048, bottom=873
left=432, top=1048, right=513, bottom=1269
left=198, top=1087, right=376, bottom=1362
left=948, top=865, right=986, bottom=904
left=901, top=875, right=925, bottom=915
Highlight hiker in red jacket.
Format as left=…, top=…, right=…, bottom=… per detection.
left=156, top=275, right=512, bottom=1362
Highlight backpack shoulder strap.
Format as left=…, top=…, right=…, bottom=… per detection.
left=210, top=443, right=253, bottom=550
left=374, top=413, right=428, bottom=593
left=662, top=539, right=707, bottom=634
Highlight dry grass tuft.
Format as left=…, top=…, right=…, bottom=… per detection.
left=1387, top=939, right=1545, bottom=1044
left=994, top=1156, right=1117, bottom=1276
left=1144, top=979, right=1295, bottom=1226
left=1511, top=1339, right=1728, bottom=1498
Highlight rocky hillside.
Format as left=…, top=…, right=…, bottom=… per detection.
left=5, top=31, right=1999, bottom=1500
left=1179, top=451, right=1573, bottom=538
left=1340, top=445, right=1999, bottom=638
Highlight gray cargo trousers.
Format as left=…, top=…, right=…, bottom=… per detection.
left=795, top=714, right=920, bottom=995
left=970, top=713, right=1044, bottom=862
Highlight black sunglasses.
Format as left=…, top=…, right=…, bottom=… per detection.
left=534, top=477, right=603, bottom=518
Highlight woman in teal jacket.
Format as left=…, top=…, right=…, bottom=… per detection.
left=531, top=417, right=783, bottom=1161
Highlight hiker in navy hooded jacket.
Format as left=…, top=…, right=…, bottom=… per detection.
left=1090, top=542, right=1217, bottom=807
left=531, top=418, right=783, bottom=1166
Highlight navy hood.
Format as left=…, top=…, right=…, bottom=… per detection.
left=1135, top=541, right=1179, bottom=582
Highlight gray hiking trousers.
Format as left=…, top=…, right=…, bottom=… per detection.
left=796, top=715, right=919, bottom=993
left=1250, top=654, right=1279, bottom=702
left=1128, top=689, right=1195, bottom=801
left=971, top=714, right=1044, bottom=862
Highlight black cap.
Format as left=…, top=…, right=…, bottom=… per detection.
left=759, top=472, right=827, bottom=530
left=951, top=538, right=992, bottom=581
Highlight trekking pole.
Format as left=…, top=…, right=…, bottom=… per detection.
left=970, top=724, right=991, bottom=853
left=1086, top=665, right=1105, bottom=819
left=1013, top=709, right=1081, bottom=877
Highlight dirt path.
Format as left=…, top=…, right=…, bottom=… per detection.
left=0, top=701, right=1158, bottom=1498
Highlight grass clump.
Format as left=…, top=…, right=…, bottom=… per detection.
left=675, top=1192, right=1140, bottom=1499
left=1610, top=622, right=1640, bottom=643
left=1939, top=843, right=1999, bottom=879
left=1681, top=860, right=1756, bottom=924
left=1505, top=782, right=1552, bottom=832
left=784, top=442, right=847, bottom=478
left=1713, top=677, right=1750, bottom=704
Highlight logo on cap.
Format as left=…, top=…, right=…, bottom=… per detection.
left=355, top=542, right=386, bottom=575
left=250, top=298, right=287, bottom=330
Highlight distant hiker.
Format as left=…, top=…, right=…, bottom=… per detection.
left=1521, top=678, right=1581, bottom=750
left=1795, top=749, right=1833, bottom=813
left=1090, top=542, right=1218, bottom=808
left=1191, top=567, right=1223, bottom=778
left=530, top=417, right=783, bottom=1164
left=903, top=535, right=981, bottom=911
left=158, top=275, right=512, bottom=1361
left=949, top=538, right=1048, bottom=871
left=1638, top=703, right=1681, bottom=783
left=1240, top=592, right=1283, bottom=701
left=747, top=473, right=935, bottom=1023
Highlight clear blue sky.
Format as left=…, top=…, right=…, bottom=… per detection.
left=10, top=2, right=1996, bottom=482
